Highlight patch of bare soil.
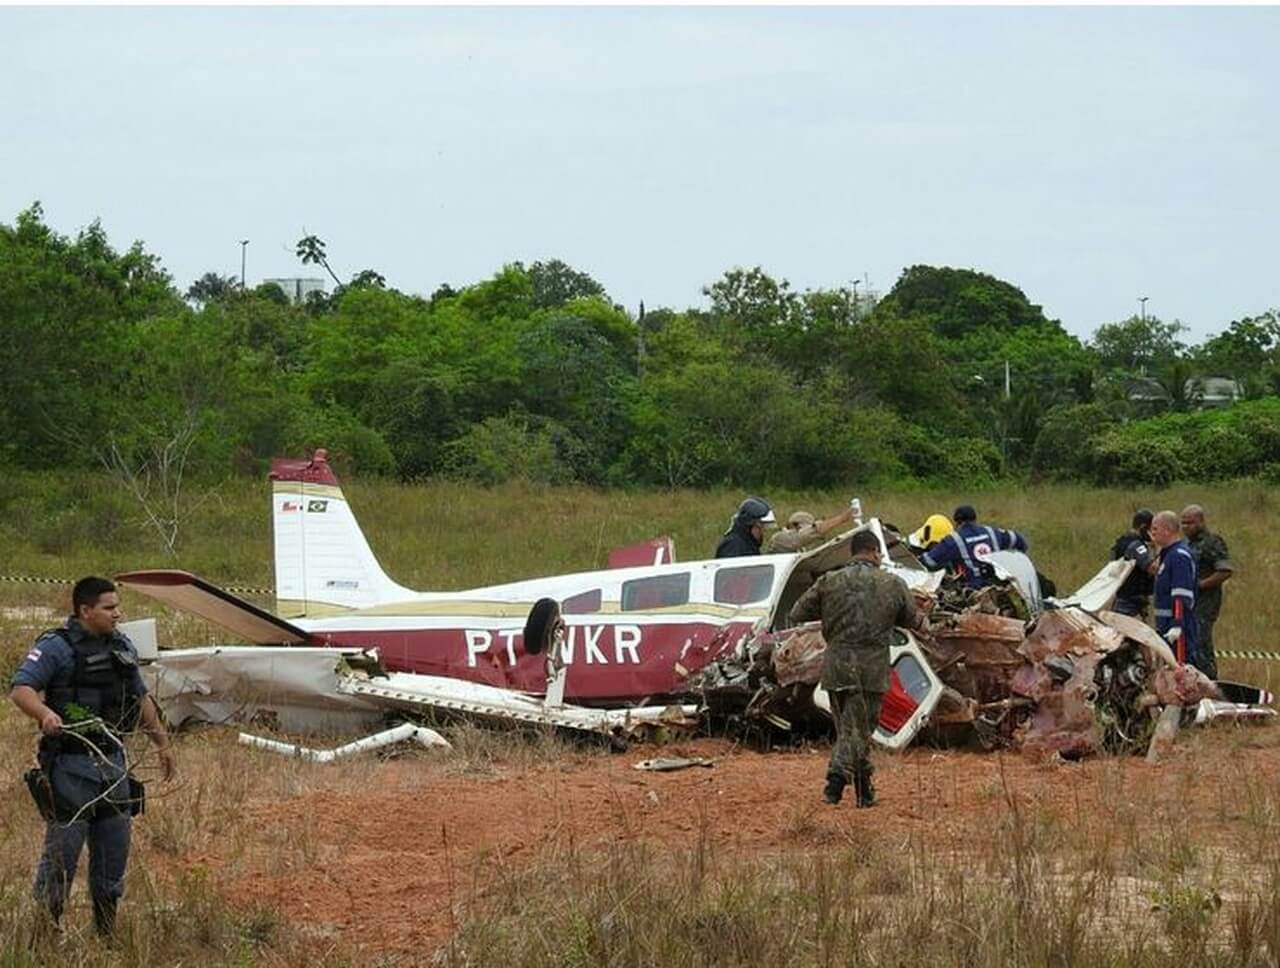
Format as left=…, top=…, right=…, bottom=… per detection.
left=211, top=729, right=1280, bottom=957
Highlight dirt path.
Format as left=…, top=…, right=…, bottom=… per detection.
left=210, top=727, right=1280, bottom=957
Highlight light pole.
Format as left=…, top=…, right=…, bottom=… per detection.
left=240, top=239, right=250, bottom=291
left=1139, top=295, right=1148, bottom=322
left=851, top=278, right=861, bottom=320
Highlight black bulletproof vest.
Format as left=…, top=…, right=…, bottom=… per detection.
left=43, top=629, right=142, bottom=733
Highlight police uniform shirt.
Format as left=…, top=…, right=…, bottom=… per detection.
left=12, top=619, right=148, bottom=719
left=1112, top=530, right=1155, bottom=602
left=12, top=619, right=146, bottom=811
left=714, top=528, right=761, bottom=559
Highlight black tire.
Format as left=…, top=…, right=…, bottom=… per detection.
left=523, top=598, right=561, bottom=656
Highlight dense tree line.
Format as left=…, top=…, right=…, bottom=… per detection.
left=2, top=203, right=1277, bottom=489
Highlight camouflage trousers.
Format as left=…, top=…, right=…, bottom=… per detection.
left=1193, top=617, right=1219, bottom=680
left=828, top=688, right=884, bottom=784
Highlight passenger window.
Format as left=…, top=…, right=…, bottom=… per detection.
left=621, top=573, right=691, bottom=611
left=892, top=653, right=933, bottom=703
left=713, top=564, right=775, bottom=605
left=563, top=589, right=602, bottom=614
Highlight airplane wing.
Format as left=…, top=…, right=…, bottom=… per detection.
left=115, top=570, right=313, bottom=645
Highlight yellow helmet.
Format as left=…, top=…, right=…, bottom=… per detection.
left=908, top=513, right=953, bottom=551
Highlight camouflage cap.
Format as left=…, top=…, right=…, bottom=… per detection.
left=787, top=511, right=815, bottom=529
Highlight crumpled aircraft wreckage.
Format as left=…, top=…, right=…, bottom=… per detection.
left=118, top=452, right=1271, bottom=759
left=689, top=529, right=1275, bottom=758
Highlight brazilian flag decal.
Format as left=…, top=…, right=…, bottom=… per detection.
left=307, top=500, right=329, bottom=513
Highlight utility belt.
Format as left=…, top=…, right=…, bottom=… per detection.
left=23, top=734, right=144, bottom=823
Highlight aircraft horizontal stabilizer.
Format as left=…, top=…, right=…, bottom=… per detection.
left=115, top=570, right=313, bottom=645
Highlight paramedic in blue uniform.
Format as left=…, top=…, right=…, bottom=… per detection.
left=1149, top=510, right=1200, bottom=668
left=9, top=577, right=175, bottom=937
left=919, top=505, right=1029, bottom=589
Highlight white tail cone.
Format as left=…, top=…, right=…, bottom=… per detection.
left=238, top=722, right=451, bottom=762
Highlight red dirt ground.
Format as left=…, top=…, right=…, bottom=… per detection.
left=201, top=727, right=1280, bottom=958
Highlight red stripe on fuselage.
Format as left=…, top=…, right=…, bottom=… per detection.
left=308, top=618, right=755, bottom=704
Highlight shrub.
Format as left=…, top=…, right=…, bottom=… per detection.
left=1031, top=403, right=1120, bottom=480
left=444, top=414, right=576, bottom=486
left=289, top=405, right=396, bottom=477
left=1091, top=430, right=1185, bottom=486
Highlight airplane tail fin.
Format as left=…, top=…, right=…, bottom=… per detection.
left=269, top=450, right=412, bottom=617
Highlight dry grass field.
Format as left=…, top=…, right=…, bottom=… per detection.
left=1, top=473, right=1279, bottom=965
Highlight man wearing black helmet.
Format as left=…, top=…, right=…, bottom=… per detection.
left=714, top=496, right=776, bottom=558
left=919, top=505, right=1028, bottom=589
left=1110, top=509, right=1156, bottom=618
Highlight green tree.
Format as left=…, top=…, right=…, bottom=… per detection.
left=0, top=203, right=182, bottom=468
left=703, top=266, right=799, bottom=342
left=361, top=360, right=460, bottom=479
left=516, top=313, right=636, bottom=483
left=187, top=271, right=238, bottom=306
left=1194, top=310, right=1280, bottom=397
left=877, top=265, right=1054, bottom=340
left=1089, top=315, right=1187, bottom=373
left=525, top=259, right=607, bottom=309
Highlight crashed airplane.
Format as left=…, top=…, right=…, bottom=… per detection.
left=120, top=450, right=1273, bottom=755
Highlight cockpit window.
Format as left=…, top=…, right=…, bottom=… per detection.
left=563, top=589, right=602, bottom=614
left=621, top=573, right=691, bottom=611
left=713, top=564, right=775, bottom=605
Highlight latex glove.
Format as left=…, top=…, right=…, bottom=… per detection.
left=1164, top=626, right=1182, bottom=645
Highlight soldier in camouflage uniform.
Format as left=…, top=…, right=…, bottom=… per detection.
left=789, top=530, right=919, bottom=807
left=1180, top=505, right=1233, bottom=679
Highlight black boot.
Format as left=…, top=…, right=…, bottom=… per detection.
left=92, top=897, right=117, bottom=938
left=853, top=765, right=876, bottom=808
left=823, top=773, right=847, bottom=805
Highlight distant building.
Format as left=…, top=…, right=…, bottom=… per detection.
left=262, top=277, right=326, bottom=305
left=1124, top=375, right=1243, bottom=410
left=1199, top=376, right=1243, bottom=409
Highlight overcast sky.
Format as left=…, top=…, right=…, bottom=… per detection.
left=3, top=6, right=1276, bottom=341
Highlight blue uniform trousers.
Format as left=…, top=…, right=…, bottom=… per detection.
left=33, top=751, right=132, bottom=931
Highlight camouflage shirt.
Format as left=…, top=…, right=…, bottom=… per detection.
left=765, top=524, right=825, bottom=555
left=788, top=560, right=917, bottom=693
left=1186, top=529, right=1233, bottom=622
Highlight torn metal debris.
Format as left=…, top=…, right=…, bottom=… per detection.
left=239, top=722, right=451, bottom=762
left=633, top=756, right=714, bottom=772
left=686, top=531, right=1271, bottom=760
left=144, top=644, right=697, bottom=745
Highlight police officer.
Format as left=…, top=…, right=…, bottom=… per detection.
left=9, top=577, right=175, bottom=936
left=789, top=529, right=919, bottom=808
left=1150, top=511, right=1200, bottom=668
left=1110, top=509, right=1156, bottom=618
left=764, top=500, right=859, bottom=554
left=714, top=497, right=776, bottom=558
left=1180, top=504, right=1232, bottom=680
left=919, top=505, right=1029, bottom=589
